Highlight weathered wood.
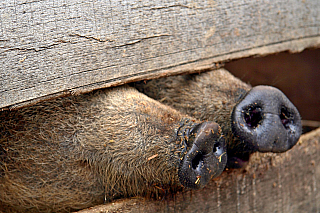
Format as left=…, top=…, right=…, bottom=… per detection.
left=77, top=128, right=320, bottom=213
left=1, top=0, right=320, bottom=110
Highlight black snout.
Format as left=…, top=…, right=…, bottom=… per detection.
left=178, top=122, right=227, bottom=189
left=232, top=85, right=302, bottom=152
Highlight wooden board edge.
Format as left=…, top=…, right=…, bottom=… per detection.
left=3, top=36, right=320, bottom=111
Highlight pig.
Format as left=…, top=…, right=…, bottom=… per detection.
left=0, top=85, right=227, bottom=212
left=134, top=68, right=302, bottom=168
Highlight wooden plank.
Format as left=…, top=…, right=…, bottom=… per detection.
left=1, top=0, right=320, bottom=110
left=77, top=128, right=320, bottom=213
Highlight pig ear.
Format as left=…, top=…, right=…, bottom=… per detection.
left=231, top=86, right=302, bottom=153
left=178, top=122, right=227, bottom=189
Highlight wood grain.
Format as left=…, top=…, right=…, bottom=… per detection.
left=77, top=128, right=320, bottom=213
left=1, top=0, right=320, bottom=109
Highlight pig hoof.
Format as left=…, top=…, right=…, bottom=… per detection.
left=178, top=122, right=227, bottom=189
left=231, top=85, right=302, bottom=152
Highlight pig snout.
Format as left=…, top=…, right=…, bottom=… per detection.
left=231, top=85, right=302, bottom=152
left=178, top=121, right=227, bottom=189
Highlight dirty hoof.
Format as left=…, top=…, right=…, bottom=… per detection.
left=178, top=122, right=227, bottom=189
left=231, top=85, right=302, bottom=153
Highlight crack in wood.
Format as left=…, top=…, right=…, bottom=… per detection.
left=1, top=40, right=74, bottom=53
left=14, top=0, right=44, bottom=6
left=69, top=33, right=114, bottom=43
left=149, top=4, right=204, bottom=10
left=68, top=33, right=172, bottom=48
left=132, top=4, right=204, bottom=10
left=112, top=34, right=172, bottom=48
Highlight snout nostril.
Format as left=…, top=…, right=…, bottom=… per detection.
left=213, top=142, right=220, bottom=153
left=280, top=106, right=292, bottom=129
left=243, top=106, right=263, bottom=128
left=192, top=152, right=204, bottom=170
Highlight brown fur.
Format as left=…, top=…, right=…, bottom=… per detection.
left=135, top=68, right=251, bottom=147
left=0, top=86, right=203, bottom=212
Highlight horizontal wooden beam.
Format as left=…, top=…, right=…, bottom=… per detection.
left=1, top=0, right=320, bottom=109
